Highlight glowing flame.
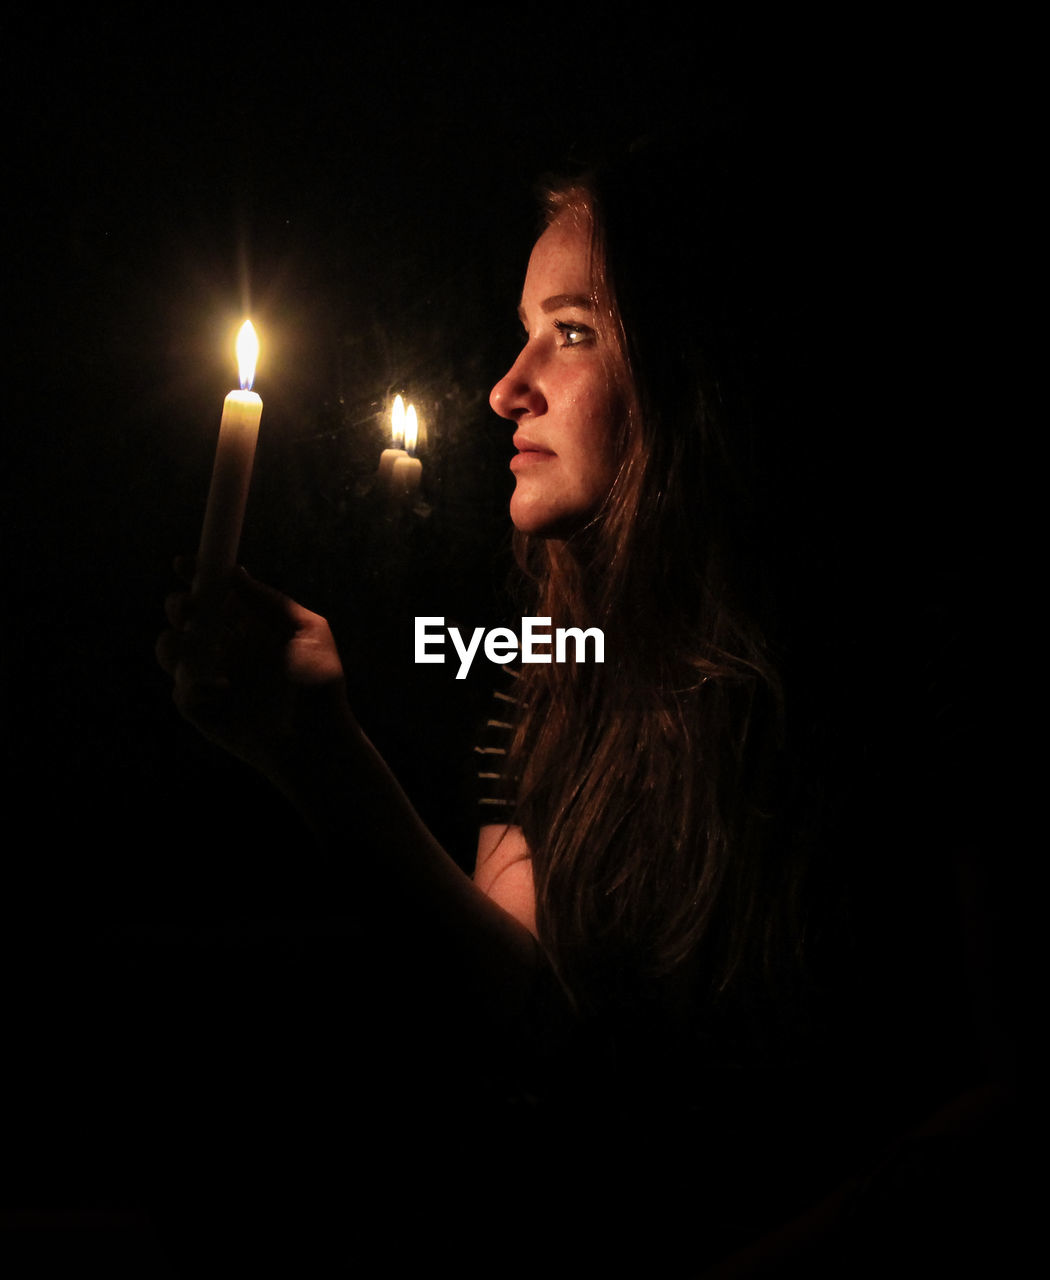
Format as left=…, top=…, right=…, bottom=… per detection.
left=391, top=394, right=406, bottom=448
left=404, top=404, right=419, bottom=455
left=236, top=320, right=259, bottom=391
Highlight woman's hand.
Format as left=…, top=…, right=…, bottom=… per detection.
left=155, top=560, right=349, bottom=777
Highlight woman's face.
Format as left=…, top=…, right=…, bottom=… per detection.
left=489, top=213, right=621, bottom=538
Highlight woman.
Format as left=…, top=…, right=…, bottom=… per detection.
left=480, top=154, right=800, bottom=1016
left=156, top=138, right=1001, bottom=1275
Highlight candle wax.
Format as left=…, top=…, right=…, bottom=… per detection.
left=378, top=446, right=408, bottom=489
left=196, top=389, right=262, bottom=587
left=391, top=453, right=422, bottom=500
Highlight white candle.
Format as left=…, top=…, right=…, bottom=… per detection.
left=195, top=321, right=263, bottom=588
left=378, top=393, right=408, bottom=489
left=391, top=403, right=422, bottom=500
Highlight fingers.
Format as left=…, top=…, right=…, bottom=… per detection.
left=155, top=626, right=182, bottom=677
left=155, top=617, right=225, bottom=685
left=156, top=565, right=298, bottom=688
left=162, top=553, right=206, bottom=632
left=159, top=609, right=241, bottom=737
left=221, top=570, right=307, bottom=635
left=156, top=558, right=348, bottom=769
left=156, top=559, right=235, bottom=683
left=172, top=665, right=233, bottom=728
left=164, top=589, right=191, bottom=630
left=161, top=562, right=255, bottom=639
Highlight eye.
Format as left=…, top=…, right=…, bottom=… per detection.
left=553, top=319, right=594, bottom=347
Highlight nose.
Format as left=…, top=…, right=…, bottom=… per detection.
left=489, top=348, right=546, bottom=421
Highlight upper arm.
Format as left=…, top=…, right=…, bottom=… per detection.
left=474, top=824, right=536, bottom=937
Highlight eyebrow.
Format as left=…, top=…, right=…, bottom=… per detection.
left=517, top=293, right=594, bottom=325
left=541, top=293, right=593, bottom=313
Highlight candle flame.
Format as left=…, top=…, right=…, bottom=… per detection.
left=236, top=321, right=259, bottom=391
left=404, top=404, right=419, bottom=454
left=391, top=394, right=406, bottom=448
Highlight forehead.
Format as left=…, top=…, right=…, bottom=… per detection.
left=522, top=213, right=593, bottom=304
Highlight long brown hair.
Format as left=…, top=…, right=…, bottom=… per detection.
left=506, top=140, right=812, bottom=1011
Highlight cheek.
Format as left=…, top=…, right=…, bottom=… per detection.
left=574, top=388, right=622, bottom=489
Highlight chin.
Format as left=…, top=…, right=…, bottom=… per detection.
left=510, top=492, right=591, bottom=540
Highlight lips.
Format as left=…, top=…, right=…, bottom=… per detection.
left=510, top=436, right=555, bottom=473
left=512, top=433, right=555, bottom=463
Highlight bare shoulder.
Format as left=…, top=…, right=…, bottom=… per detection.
left=474, top=824, right=536, bottom=937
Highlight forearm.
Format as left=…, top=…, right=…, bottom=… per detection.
left=260, top=691, right=572, bottom=1048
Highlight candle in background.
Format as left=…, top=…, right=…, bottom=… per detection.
left=378, top=394, right=408, bottom=489
left=195, top=320, right=263, bottom=588
left=391, top=403, right=423, bottom=500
